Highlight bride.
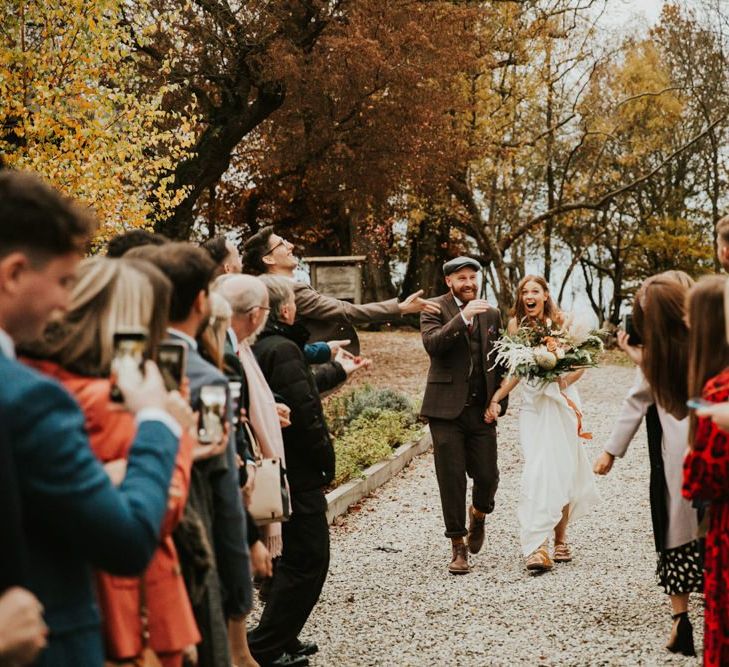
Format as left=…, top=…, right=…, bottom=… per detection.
left=486, top=275, right=599, bottom=571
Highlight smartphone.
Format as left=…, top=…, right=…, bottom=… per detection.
left=157, top=340, right=187, bottom=392
left=687, top=397, right=713, bottom=410
left=198, top=384, right=227, bottom=445
left=621, top=313, right=642, bottom=347
left=110, top=329, right=148, bottom=402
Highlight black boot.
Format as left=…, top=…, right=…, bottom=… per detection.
left=666, top=611, right=696, bottom=657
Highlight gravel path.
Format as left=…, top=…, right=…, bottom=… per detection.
left=299, top=364, right=704, bottom=666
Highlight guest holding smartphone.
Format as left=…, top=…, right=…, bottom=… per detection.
left=0, top=171, right=187, bottom=666
left=22, top=257, right=199, bottom=667
left=683, top=274, right=729, bottom=667
left=594, top=271, right=703, bottom=657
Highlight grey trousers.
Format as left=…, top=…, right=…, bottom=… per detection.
left=428, top=404, right=499, bottom=538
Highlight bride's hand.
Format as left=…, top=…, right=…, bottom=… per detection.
left=593, top=451, right=615, bottom=475
left=484, top=400, right=501, bottom=423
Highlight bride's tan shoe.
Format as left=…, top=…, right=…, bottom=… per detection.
left=553, top=542, right=572, bottom=563
left=525, top=543, right=553, bottom=571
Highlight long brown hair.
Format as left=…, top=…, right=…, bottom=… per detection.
left=687, top=274, right=729, bottom=444
left=511, top=274, right=562, bottom=326
left=634, top=271, right=694, bottom=419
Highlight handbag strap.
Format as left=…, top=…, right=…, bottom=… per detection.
left=243, top=421, right=263, bottom=463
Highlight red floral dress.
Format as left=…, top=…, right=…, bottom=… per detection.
left=683, top=368, right=729, bottom=667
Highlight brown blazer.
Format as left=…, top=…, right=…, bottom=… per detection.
left=293, top=281, right=400, bottom=355
left=420, top=292, right=507, bottom=420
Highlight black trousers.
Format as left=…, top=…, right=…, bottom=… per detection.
left=428, top=404, right=499, bottom=538
left=248, top=507, right=330, bottom=665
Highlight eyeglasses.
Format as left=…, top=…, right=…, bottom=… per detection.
left=263, top=238, right=287, bottom=256
left=244, top=305, right=270, bottom=313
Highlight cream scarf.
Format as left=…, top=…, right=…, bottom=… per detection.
left=237, top=341, right=288, bottom=557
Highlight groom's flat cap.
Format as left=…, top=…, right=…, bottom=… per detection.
left=443, top=256, right=482, bottom=276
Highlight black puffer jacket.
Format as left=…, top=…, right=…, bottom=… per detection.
left=252, top=321, right=343, bottom=496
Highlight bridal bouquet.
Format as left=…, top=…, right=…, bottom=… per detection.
left=490, top=313, right=604, bottom=384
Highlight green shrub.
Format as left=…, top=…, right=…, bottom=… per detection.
left=325, top=384, right=416, bottom=437
left=332, top=409, right=422, bottom=487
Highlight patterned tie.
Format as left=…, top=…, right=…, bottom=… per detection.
left=459, top=303, right=474, bottom=335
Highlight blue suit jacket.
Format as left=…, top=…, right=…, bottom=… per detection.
left=0, top=352, right=179, bottom=667
left=168, top=332, right=252, bottom=617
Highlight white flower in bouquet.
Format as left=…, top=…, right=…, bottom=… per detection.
left=534, top=345, right=558, bottom=370
left=555, top=347, right=566, bottom=360
left=565, top=312, right=594, bottom=347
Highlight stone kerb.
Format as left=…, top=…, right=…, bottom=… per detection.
left=325, top=427, right=432, bottom=524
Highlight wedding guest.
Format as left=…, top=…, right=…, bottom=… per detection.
left=696, top=277, right=729, bottom=430
left=594, top=270, right=702, bottom=657
left=22, top=257, right=199, bottom=667
left=242, top=225, right=439, bottom=354
left=683, top=274, right=729, bottom=667
left=130, top=243, right=253, bottom=667
left=202, top=235, right=242, bottom=277
left=421, top=257, right=506, bottom=575
left=247, top=275, right=366, bottom=667
left=106, top=229, right=169, bottom=257
left=486, top=274, right=598, bottom=571
left=0, top=170, right=185, bottom=666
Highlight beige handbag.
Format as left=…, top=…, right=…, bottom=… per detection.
left=244, top=422, right=291, bottom=525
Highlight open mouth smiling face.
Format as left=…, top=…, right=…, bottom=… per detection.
left=521, top=281, right=548, bottom=317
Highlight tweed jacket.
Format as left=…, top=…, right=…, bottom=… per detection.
left=420, top=292, right=507, bottom=421
left=293, top=281, right=400, bottom=355
left=2, top=350, right=179, bottom=667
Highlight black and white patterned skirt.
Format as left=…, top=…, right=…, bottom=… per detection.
left=656, top=539, right=704, bottom=596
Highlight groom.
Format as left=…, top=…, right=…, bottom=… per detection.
left=420, top=257, right=507, bottom=574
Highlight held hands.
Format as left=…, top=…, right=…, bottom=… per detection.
left=0, top=587, right=48, bottom=666
left=484, top=400, right=501, bottom=424
left=593, top=451, right=615, bottom=475
left=399, top=289, right=441, bottom=315
left=616, top=330, right=642, bottom=365
left=696, top=401, right=729, bottom=431
left=461, top=299, right=492, bottom=320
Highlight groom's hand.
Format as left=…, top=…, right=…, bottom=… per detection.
left=484, top=401, right=501, bottom=423
left=593, top=451, right=615, bottom=475
left=462, top=299, right=492, bottom=320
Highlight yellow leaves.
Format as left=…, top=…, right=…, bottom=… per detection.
left=0, top=0, right=195, bottom=240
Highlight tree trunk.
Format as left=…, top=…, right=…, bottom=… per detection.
left=400, top=214, right=450, bottom=299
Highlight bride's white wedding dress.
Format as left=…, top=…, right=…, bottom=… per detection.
left=517, top=379, right=599, bottom=556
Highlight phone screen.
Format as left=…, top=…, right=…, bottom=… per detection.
left=110, top=330, right=147, bottom=402
left=157, top=342, right=187, bottom=392
left=686, top=397, right=713, bottom=410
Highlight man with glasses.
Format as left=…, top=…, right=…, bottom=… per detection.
left=242, top=226, right=440, bottom=355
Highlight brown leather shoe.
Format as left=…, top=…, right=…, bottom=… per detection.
left=467, top=506, right=485, bottom=554
left=448, top=541, right=470, bottom=575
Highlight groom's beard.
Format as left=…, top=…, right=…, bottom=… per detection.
left=450, top=286, right=477, bottom=303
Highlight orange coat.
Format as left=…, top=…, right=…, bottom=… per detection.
left=30, top=360, right=200, bottom=659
